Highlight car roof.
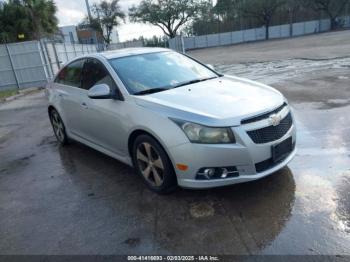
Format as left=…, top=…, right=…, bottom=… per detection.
left=97, top=47, right=171, bottom=60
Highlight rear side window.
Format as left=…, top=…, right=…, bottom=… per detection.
left=55, top=59, right=85, bottom=88
left=81, top=58, right=117, bottom=90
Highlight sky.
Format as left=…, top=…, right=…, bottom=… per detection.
left=54, top=0, right=164, bottom=42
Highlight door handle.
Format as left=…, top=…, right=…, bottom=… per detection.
left=81, top=102, right=88, bottom=109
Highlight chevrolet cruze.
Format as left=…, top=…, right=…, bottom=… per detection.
left=47, top=48, right=296, bottom=194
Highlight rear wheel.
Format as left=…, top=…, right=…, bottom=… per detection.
left=132, top=135, right=177, bottom=194
left=49, top=109, right=69, bottom=146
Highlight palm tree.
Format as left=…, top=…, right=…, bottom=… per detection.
left=0, top=0, right=31, bottom=42
left=22, top=0, right=58, bottom=39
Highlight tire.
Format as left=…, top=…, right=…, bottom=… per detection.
left=132, top=134, right=177, bottom=194
left=49, top=108, right=69, bottom=146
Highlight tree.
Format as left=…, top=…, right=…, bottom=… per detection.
left=240, top=0, right=286, bottom=40
left=302, top=0, right=350, bottom=29
left=0, top=1, right=28, bottom=42
left=92, top=0, right=125, bottom=44
left=138, top=35, right=169, bottom=47
left=129, top=0, right=208, bottom=38
left=214, top=0, right=239, bottom=20
left=22, top=0, right=58, bottom=39
left=0, top=0, right=57, bottom=42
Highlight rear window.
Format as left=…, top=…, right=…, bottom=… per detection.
left=55, top=59, right=85, bottom=88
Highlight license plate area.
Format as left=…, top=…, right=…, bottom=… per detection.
left=272, top=137, right=293, bottom=163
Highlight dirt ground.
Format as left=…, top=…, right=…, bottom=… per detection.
left=0, top=31, right=349, bottom=255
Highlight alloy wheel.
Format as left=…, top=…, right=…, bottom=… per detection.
left=136, top=142, right=165, bottom=187
left=51, top=111, right=65, bottom=142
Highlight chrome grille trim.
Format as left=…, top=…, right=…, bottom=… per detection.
left=242, top=105, right=290, bottom=132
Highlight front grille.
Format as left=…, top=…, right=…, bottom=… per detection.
left=255, top=142, right=296, bottom=173
left=241, top=103, right=287, bottom=125
left=247, top=112, right=293, bottom=144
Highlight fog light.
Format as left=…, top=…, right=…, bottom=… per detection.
left=196, top=166, right=239, bottom=180
left=204, top=168, right=215, bottom=178
left=221, top=168, right=228, bottom=178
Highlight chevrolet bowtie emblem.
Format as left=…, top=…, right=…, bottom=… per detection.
left=269, top=113, right=282, bottom=126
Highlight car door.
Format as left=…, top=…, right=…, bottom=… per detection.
left=54, top=58, right=86, bottom=136
left=79, top=58, right=127, bottom=156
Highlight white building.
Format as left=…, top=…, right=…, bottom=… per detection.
left=59, top=25, right=120, bottom=44
left=59, top=25, right=79, bottom=44
left=111, top=29, right=120, bottom=43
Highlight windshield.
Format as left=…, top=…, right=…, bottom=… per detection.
left=109, top=51, right=218, bottom=95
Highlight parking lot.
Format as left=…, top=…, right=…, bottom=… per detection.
left=0, top=31, right=349, bottom=255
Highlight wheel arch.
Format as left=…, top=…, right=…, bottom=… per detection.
left=128, top=129, right=161, bottom=157
left=48, top=105, right=56, bottom=115
left=127, top=129, right=177, bottom=171
left=48, top=105, right=66, bottom=124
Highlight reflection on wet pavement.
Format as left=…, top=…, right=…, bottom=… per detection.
left=215, top=57, right=350, bottom=85
left=0, top=82, right=349, bottom=254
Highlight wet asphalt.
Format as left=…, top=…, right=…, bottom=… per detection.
left=0, top=33, right=350, bottom=255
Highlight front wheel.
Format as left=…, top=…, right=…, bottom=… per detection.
left=132, top=135, right=177, bottom=194
left=49, top=109, right=69, bottom=146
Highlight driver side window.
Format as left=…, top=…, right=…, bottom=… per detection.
left=81, top=58, right=117, bottom=91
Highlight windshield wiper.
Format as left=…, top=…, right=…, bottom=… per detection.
left=173, top=76, right=218, bottom=89
left=134, top=76, right=219, bottom=95
left=134, top=88, right=169, bottom=96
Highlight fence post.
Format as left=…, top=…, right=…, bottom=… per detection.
left=254, top=28, right=257, bottom=41
left=40, top=40, right=54, bottom=79
left=72, top=43, right=77, bottom=57
left=5, top=43, right=20, bottom=90
left=52, top=42, right=61, bottom=70
left=63, top=42, right=69, bottom=62
left=181, top=36, right=185, bottom=54
left=318, top=19, right=321, bottom=32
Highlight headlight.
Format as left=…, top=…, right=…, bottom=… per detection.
left=171, top=119, right=235, bottom=144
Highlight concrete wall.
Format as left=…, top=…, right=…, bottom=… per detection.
left=107, top=40, right=143, bottom=50
left=169, top=17, right=349, bottom=52
left=59, top=25, right=79, bottom=44
left=0, top=41, right=99, bottom=91
left=0, top=39, right=144, bottom=91
left=0, top=41, right=48, bottom=90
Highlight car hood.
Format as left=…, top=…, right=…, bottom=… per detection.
left=133, top=76, right=285, bottom=126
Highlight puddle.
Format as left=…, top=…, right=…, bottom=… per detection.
left=319, top=99, right=350, bottom=110
left=215, top=57, right=350, bottom=85
left=189, top=202, right=215, bottom=218
left=335, top=172, right=350, bottom=233
left=123, top=237, right=141, bottom=248
left=38, top=135, right=57, bottom=147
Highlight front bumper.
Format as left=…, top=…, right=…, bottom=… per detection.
left=168, top=121, right=297, bottom=189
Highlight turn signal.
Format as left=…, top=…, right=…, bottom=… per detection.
left=176, top=164, right=189, bottom=171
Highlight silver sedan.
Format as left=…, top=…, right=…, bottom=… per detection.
left=47, top=48, right=296, bottom=194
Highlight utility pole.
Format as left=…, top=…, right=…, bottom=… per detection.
left=85, top=0, right=92, bottom=23
left=85, top=0, right=98, bottom=46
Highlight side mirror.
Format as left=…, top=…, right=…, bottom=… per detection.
left=88, top=84, right=113, bottom=99
left=206, top=64, right=215, bottom=70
